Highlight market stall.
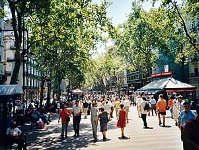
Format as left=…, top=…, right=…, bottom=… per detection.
left=136, top=77, right=196, bottom=103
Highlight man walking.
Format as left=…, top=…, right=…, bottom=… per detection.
left=139, top=96, right=153, bottom=129
left=90, top=102, right=99, bottom=142
left=72, top=100, right=82, bottom=137
left=136, top=95, right=143, bottom=118
left=173, top=95, right=184, bottom=126
left=123, top=96, right=131, bottom=119
left=178, top=100, right=196, bottom=132
left=181, top=104, right=199, bottom=150
left=156, top=94, right=167, bottom=127
left=149, top=95, right=156, bottom=116
left=82, top=99, right=89, bottom=119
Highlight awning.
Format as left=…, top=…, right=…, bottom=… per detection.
left=136, top=89, right=162, bottom=94
left=136, top=77, right=196, bottom=94
left=0, top=85, right=23, bottom=95
left=72, top=88, right=83, bottom=94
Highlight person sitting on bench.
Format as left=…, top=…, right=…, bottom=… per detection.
left=6, top=121, right=26, bottom=150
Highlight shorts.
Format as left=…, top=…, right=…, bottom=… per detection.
left=158, top=112, right=166, bottom=115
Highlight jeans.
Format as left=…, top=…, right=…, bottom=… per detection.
left=73, top=116, right=81, bottom=136
left=61, top=122, right=68, bottom=137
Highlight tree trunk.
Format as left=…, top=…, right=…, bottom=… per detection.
left=10, top=49, right=22, bottom=84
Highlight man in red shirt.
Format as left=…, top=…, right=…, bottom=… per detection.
left=58, top=105, right=71, bottom=138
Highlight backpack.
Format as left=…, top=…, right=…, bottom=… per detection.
left=144, top=102, right=151, bottom=111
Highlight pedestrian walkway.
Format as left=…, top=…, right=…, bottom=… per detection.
left=22, top=105, right=182, bottom=150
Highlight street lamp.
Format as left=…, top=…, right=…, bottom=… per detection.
left=46, top=77, right=51, bottom=111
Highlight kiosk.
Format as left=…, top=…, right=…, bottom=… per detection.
left=0, top=85, right=23, bottom=143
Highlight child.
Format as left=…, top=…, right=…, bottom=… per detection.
left=98, top=107, right=109, bottom=141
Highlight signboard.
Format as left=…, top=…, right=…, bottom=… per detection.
left=151, top=71, right=173, bottom=78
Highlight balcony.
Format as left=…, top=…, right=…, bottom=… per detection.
left=5, top=71, right=12, bottom=76
left=7, top=57, right=15, bottom=62
left=189, top=73, right=199, bottom=78
left=10, top=45, right=16, bottom=50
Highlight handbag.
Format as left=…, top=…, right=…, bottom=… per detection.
left=64, top=111, right=70, bottom=122
left=66, top=116, right=70, bottom=122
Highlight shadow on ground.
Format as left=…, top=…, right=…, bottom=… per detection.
left=25, top=116, right=118, bottom=150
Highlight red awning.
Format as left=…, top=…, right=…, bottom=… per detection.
left=165, top=88, right=196, bottom=92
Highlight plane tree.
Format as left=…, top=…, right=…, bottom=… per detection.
left=4, top=0, right=51, bottom=84
left=29, top=0, right=114, bottom=95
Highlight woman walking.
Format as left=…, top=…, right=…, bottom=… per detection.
left=58, top=105, right=71, bottom=138
left=117, top=104, right=128, bottom=138
left=98, top=107, right=109, bottom=141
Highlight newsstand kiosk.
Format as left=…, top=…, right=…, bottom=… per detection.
left=0, top=85, right=23, bottom=143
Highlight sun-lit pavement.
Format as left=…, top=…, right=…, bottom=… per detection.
left=24, top=106, right=183, bottom=150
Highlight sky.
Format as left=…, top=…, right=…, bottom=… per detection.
left=95, top=0, right=161, bottom=26
left=92, top=0, right=161, bottom=57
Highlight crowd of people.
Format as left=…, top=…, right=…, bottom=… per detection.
left=135, top=93, right=199, bottom=150
left=58, top=95, right=131, bottom=142
left=7, top=92, right=199, bottom=149
left=57, top=93, right=199, bottom=149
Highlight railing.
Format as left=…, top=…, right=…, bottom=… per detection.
left=5, top=71, right=12, bottom=76
left=190, top=73, right=199, bottom=77
left=7, top=57, right=15, bottom=62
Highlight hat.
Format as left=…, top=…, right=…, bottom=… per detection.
left=177, top=95, right=183, bottom=98
left=183, top=99, right=190, bottom=105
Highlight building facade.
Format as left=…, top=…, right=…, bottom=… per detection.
left=0, top=1, right=6, bottom=84
left=3, top=21, right=41, bottom=100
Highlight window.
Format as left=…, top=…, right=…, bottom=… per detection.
left=194, top=68, right=198, bottom=77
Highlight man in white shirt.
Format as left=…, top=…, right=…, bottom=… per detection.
left=149, top=96, right=157, bottom=116
left=6, top=121, right=26, bottom=150
left=173, top=95, right=184, bottom=126
left=72, top=100, right=82, bottom=137
left=123, top=96, right=131, bottom=118
left=139, top=97, right=153, bottom=129
left=136, top=95, right=143, bottom=118
left=104, top=101, right=111, bottom=120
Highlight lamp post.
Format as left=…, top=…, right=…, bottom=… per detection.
left=46, top=77, right=51, bottom=111
left=39, top=75, right=45, bottom=107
